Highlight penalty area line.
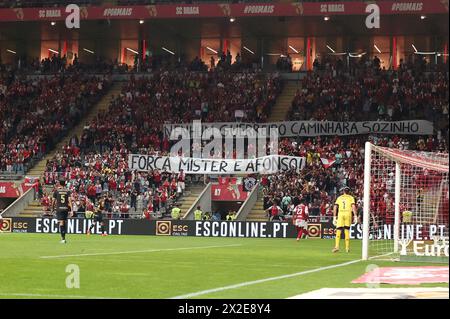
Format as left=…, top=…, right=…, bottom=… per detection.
left=40, top=244, right=242, bottom=259
left=170, top=259, right=361, bottom=299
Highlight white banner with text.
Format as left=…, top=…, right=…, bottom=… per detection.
left=128, top=154, right=306, bottom=174
left=164, top=120, right=434, bottom=138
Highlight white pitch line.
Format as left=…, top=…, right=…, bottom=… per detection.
left=170, top=259, right=361, bottom=299
left=0, top=292, right=127, bottom=299
left=368, top=252, right=396, bottom=260
left=40, top=244, right=242, bottom=259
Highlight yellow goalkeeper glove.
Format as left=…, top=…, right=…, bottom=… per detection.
left=333, top=217, right=337, bottom=227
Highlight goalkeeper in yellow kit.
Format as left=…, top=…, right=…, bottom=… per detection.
left=332, top=186, right=358, bottom=253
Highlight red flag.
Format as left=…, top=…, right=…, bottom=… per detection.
left=320, top=158, right=336, bottom=169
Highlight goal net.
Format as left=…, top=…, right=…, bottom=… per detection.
left=362, top=142, right=449, bottom=262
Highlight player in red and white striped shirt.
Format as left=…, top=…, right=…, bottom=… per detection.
left=292, top=197, right=309, bottom=241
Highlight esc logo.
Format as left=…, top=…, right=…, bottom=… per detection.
left=0, top=218, right=12, bottom=232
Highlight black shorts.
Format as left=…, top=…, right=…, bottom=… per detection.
left=94, top=215, right=103, bottom=223
left=56, top=210, right=69, bottom=221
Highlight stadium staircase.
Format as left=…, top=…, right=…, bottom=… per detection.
left=178, top=184, right=207, bottom=219
left=267, top=81, right=298, bottom=122
left=19, top=200, right=45, bottom=217
left=245, top=81, right=298, bottom=221
left=245, top=190, right=267, bottom=221
left=16, top=82, right=124, bottom=218
left=26, top=82, right=123, bottom=178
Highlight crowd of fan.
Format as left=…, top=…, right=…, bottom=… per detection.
left=78, top=69, right=281, bottom=154
left=290, top=57, right=449, bottom=134
left=0, top=72, right=110, bottom=173
left=276, top=54, right=293, bottom=72
left=260, top=134, right=448, bottom=222
left=40, top=147, right=189, bottom=219
left=260, top=57, right=448, bottom=223
left=2, top=52, right=448, bottom=224
left=10, top=54, right=131, bottom=75
left=37, top=68, right=281, bottom=218
left=7, top=50, right=258, bottom=76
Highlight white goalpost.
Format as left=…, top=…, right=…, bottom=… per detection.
left=362, top=142, right=449, bottom=262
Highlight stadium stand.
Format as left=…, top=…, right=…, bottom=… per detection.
left=2, top=52, right=448, bottom=222
left=251, top=57, right=449, bottom=221
left=8, top=64, right=280, bottom=218
left=0, top=71, right=110, bottom=176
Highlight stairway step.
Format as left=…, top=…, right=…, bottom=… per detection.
left=181, top=196, right=200, bottom=201
left=190, top=189, right=205, bottom=193
left=179, top=201, right=197, bottom=205
left=19, top=213, right=42, bottom=217
left=23, top=206, right=42, bottom=210
left=179, top=202, right=196, bottom=207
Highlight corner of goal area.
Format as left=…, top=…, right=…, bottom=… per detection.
left=287, top=287, right=449, bottom=299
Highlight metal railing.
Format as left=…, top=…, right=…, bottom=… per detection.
left=0, top=172, right=23, bottom=180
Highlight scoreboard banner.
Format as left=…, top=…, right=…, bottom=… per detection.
left=0, top=1, right=447, bottom=22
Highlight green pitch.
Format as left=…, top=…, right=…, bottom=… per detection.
left=0, top=233, right=447, bottom=299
